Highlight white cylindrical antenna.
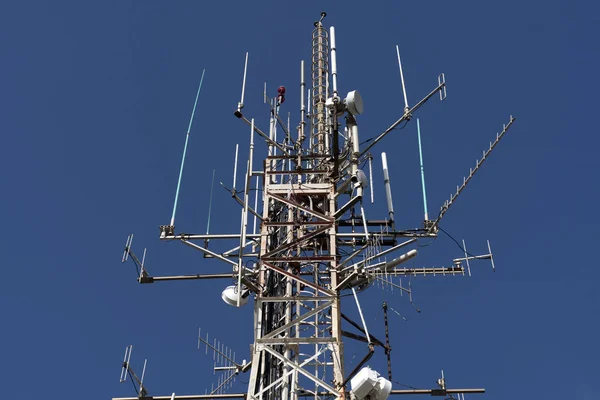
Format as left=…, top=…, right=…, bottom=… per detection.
left=416, top=118, right=429, bottom=220
left=307, top=88, right=311, bottom=116
left=170, top=69, right=206, bottom=227
left=351, top=122, right=360, bottom=158
left=330, top=26, right=338, bottom=96
left=300, top=60, right=306, bottom=143
left=238, top=52, right=249, bottom=110
left=381, top=152, right=395, bottom=222
left=232, top=144, right=239, bottom=193
left=396, top=45, right=409, bottom=112
left=382, top=249, right=417, bottom=271
left=368, top=154, right=374, bottom=204
left=263, top=82, right=267, bottom=104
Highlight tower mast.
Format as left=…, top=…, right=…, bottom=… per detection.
left=117, top=11, right=514, bottom=400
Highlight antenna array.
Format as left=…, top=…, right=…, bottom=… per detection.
left=197, top=328, right=250, bottom=395
left=119, top=346, right=148, bottom=398
left=115, top=11, right=514, bottom=400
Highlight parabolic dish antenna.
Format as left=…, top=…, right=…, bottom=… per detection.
left=346, top=90, right=364, bottom=115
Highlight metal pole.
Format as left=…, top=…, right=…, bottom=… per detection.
left=383, top=302, right=392, bottom=380
left=237, top=119, right=254, bottom=306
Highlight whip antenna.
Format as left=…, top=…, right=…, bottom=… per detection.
left=170, top=69, right=206, bottom=227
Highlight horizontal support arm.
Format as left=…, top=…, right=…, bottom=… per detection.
left=360, top=81, right=446, bottom=158
left=138, top=273, right=233, bottom=283
left=112, top=387, right=485, bottom=400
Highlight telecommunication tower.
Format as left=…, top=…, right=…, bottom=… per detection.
left=116, top=12, right=514, bottom=400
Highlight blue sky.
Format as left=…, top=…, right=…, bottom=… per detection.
left=1, top=1, right=598, bottom=399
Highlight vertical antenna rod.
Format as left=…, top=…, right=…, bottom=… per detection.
left=368, top=154, right=374, bottom=204
left=238, top=52, right=249, bottom=113
left=417, top=118, right=429, bottom=221
left=330, top=26, right=338, bottom=96
left=311, top=15, right=329, bottom=155
left=382, top=152, right=395, bottom=222
left=237, top=119, right=254, bottom=306
left=382, top=302, right=392, bottom=380
left=232, top=144, right=239, bottom=193
left=170, top=69, right=206, bottom=227
left=396, top=45, right=409, bottom=114
left=300, top=60, right=305, bottom=142
left=206, top=169, right=216, bottom=234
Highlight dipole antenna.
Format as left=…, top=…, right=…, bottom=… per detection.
left=119, top=345, right=148, bottom=398
left=170, top=69, right=206, bottom=227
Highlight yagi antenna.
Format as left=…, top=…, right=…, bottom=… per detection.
left=432, top=115, right=516, bottom=229
left=170, top=69, right=206, bottom=228
left=452, top=240, right=496, bottom=274
left=122, top=234, right=149, bottom=281
left=198, top=328, right=249, bottom=395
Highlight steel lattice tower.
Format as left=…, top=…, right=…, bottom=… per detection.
left=116, top=11, right=515, bottom=400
